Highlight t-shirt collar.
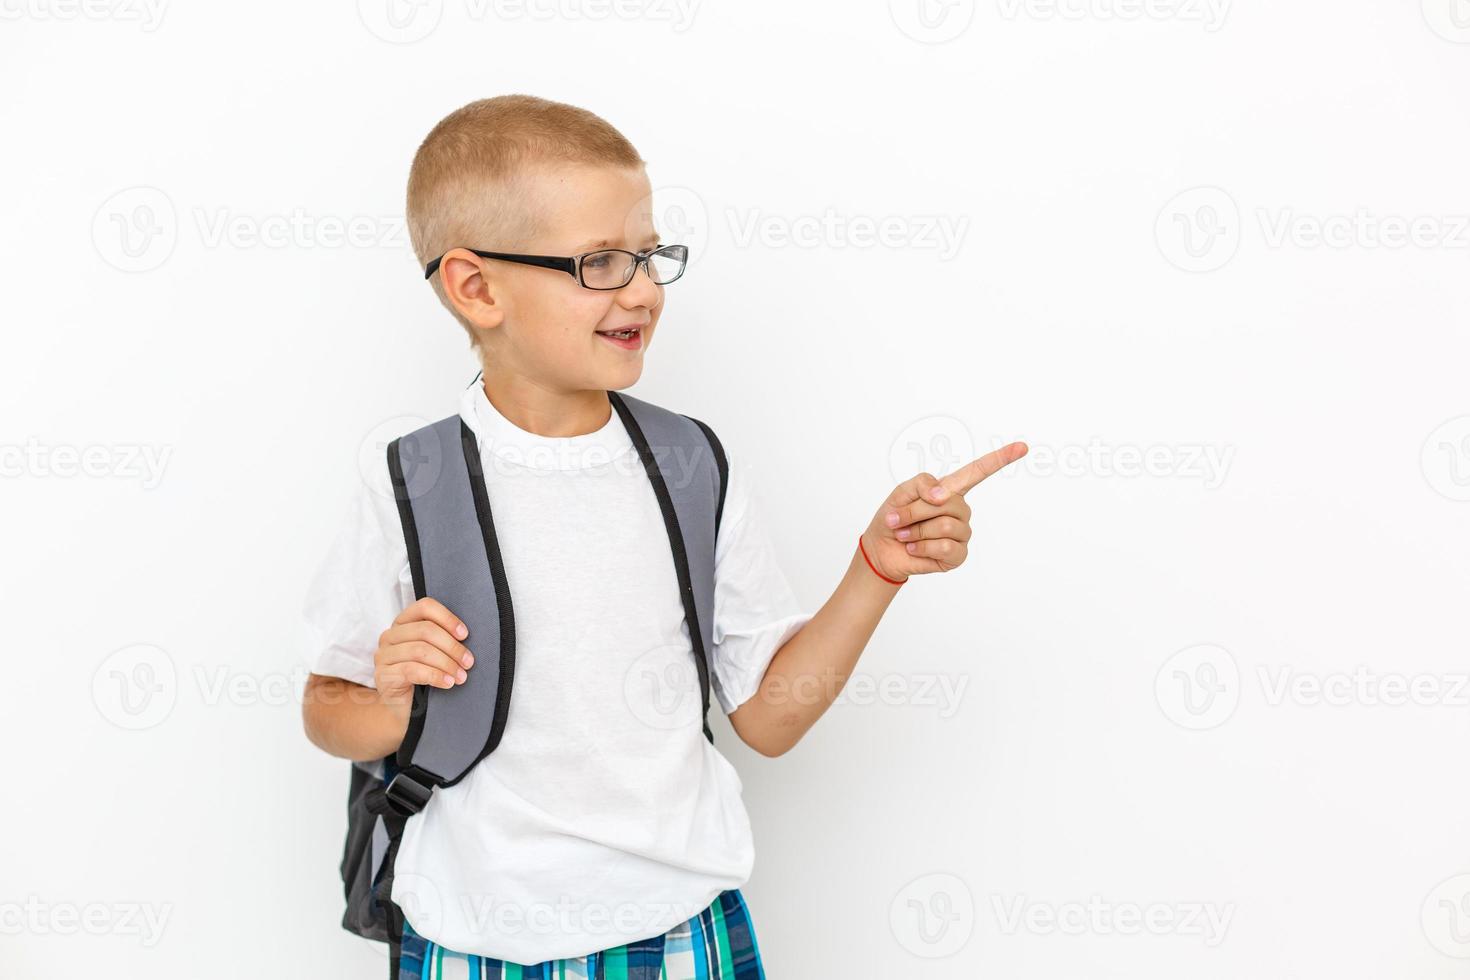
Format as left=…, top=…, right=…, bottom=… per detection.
left=462, top=382, right=635, bottom=472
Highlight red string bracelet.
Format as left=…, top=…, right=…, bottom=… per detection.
left=858, top=534, right=906, bottom=586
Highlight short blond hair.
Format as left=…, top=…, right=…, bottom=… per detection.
left=406, top=95, right=647, bottom=343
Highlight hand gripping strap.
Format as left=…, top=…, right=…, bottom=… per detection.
left=385, top=416, right=516, bottom=813
left=608, top=390, right=728, bottom=743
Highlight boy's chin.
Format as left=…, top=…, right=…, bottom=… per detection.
left=596, top=359, right=645, bottom=391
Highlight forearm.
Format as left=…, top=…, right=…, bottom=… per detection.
left=732, top=542, right=902, bottom=756
left=302, top=675, right=411, bottom=762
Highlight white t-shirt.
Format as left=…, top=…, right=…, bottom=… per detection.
left=301, top=383, right=811, bottom=963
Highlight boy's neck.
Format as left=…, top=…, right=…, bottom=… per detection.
left=476, top=376, right=612, bottom=439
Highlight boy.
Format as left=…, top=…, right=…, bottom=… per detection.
left=300, top=94, right=1025, bottom=978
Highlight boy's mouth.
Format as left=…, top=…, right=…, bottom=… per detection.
left=595, top=325, right=644, bottom=349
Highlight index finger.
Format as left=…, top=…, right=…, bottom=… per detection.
left=940, top=441, right=1029, bottom=496
left=395, top=595, right=469, bottom=641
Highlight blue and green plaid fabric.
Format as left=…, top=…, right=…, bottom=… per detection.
left=398, top=889, right=765, bottom=979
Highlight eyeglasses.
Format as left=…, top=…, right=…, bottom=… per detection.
left=423, top=244, right=689, bottom=290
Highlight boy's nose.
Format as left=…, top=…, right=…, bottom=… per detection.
left=617, top=262, right=663, bottom=304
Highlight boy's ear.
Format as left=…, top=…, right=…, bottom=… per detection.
left=439, top=251, right=505, bottom=332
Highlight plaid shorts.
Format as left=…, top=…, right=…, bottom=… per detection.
left=397, top=888, right=766, bottom=979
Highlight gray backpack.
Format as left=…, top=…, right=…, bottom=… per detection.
left=336, top=388, right=729, bottom=974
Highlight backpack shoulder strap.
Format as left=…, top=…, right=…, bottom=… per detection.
left=381, top=413, right=515, bottom=816
left=608, top=389, right=729, bottom=742
left=376, top=392, right=729, bottom=816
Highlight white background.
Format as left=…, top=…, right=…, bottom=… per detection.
left=3, top=1, right=1469, bottom=976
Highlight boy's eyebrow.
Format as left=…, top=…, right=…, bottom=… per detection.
left=575, top=235, right=662, bottom=252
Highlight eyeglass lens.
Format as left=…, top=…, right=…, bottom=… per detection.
left=580, top=247, right=686, bottom=289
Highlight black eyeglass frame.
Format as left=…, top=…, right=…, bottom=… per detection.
left=423, top=244, right=689, bottom=289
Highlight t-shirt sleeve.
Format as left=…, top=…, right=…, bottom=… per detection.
left=708, top=448, right=814, bottom=715
left=299, top=457, right=415, bottom=690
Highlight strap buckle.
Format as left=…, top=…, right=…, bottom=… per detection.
left=383, top=768, right=435, bottom=817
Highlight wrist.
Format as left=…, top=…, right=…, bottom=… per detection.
left=857, top=533, right=907, bottom=586
left=376, top=684, right=414, bottom=722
